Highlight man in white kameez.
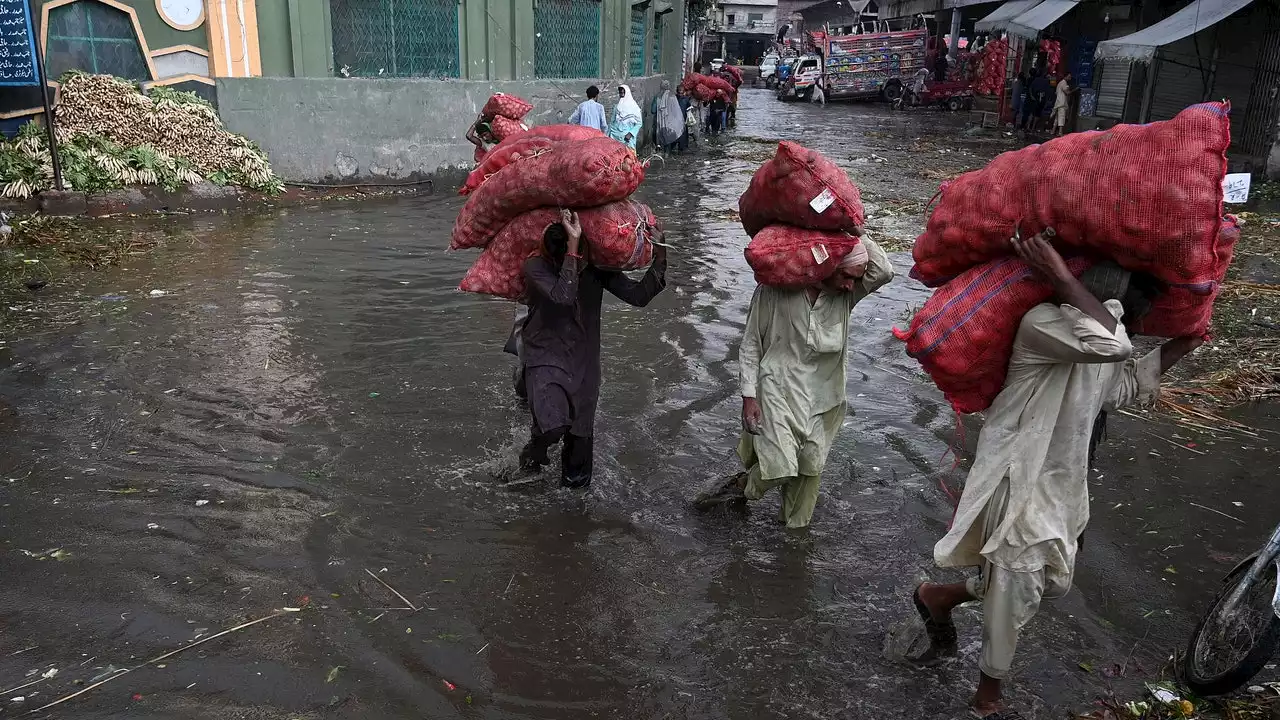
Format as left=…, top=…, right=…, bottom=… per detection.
left=912, top=231, right=1205, bottom=720
left=695, top=238, right=895, bottom=528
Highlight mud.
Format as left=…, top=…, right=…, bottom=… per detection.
left=0, top=89, right=1276, bottom=719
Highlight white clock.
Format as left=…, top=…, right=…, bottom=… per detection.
left=156, top=0, right=205, bottom=31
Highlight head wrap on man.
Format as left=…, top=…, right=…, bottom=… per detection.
left=838, top=242, right=869, bottom=270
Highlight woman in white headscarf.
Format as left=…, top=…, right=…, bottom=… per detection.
left=653, top=80, right=685, bottom=152
left=608, top=84, right=643, bottom=150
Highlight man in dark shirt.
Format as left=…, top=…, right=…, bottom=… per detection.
left=519, top=209, right=668, bottom=488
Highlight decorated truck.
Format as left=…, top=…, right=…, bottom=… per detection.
left=779, top=28, right=929, bottom=102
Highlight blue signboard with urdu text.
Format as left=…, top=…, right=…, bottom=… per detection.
left=0, top=0, right=39, bottom=87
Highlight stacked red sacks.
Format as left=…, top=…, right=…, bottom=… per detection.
left=490, top=115, right=529, bottom=141
left=680, top=73, right=736, bottom=103
left=451, top=136, right=645, bottom=250
left=975, top=38, right=1008, bottom=96
left=897, top=102, right=1237, bottom=414
left=739, top=142, right=865, bottom=288
left=454, top=136, right=658, bottom=300
left=482, top=93, right=533, bottom=120
left=459, top=201, right=658, bottom=299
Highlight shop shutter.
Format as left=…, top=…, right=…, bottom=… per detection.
left=1095, top=60, right=1131, bottom=118
left=1219, top=5, right=1280, bottom=163
left=1148, top=35, right=1212, bottom=121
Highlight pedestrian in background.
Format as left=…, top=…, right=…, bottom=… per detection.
left=608, top=84, right=643, bottom=150
left=568, top=85, right=608, bottom=133
left=1052, top=73, right=1077, bottom=136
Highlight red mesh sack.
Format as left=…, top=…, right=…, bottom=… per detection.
left=745, top=225, right=861, bottom=288
left=1131, top=216, right=1239, bottom=337
left=460, top=136, right=556, bottom=196
left=912, top=103, right=1232, bottom=292
left=975, top=38, right=1008, bottom=96
left=893, top=256, right=1093, bottom=414
left=488, top=123, right=603, bottom=153
left=451, top=137, right=645, bottom=250
left=681, top=73, right=735, bottom=103
left=459, top=202, right=659, bottom=299
left=722, top=65, right=743, bottom=88
left=482, top=92, right=533, bottom=120
left=739, top=141, right=864, bottom=237
left=490, top=115, right=529, bottom=141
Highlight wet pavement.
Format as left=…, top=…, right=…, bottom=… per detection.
left=0, top=89, right=1278, bottom=719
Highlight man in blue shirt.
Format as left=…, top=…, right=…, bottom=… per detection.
left=568, top=85, right=608, bottom=133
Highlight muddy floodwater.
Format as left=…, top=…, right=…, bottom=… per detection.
left=1, top=89, right=1278, bottom=719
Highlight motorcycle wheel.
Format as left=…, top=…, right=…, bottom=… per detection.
left=1184, top=560, right=1280, bottom=696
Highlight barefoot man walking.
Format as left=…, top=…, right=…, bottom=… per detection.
left=911, top=231, right=1205, bottom=719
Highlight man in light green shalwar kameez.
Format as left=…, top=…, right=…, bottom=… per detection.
left=696, top=238, right=894, bottom=527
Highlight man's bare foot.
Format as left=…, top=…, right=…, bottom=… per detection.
left=970, top=673, right=1016, bottom=719
left=908, top=583, right=961, bottom=664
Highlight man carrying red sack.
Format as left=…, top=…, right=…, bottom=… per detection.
left=518, top=209, right=667, bottom=489
left=911, top=231, right=1205, bottom=720
left=694, top=238, right=894, bottom=528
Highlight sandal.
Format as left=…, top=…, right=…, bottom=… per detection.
left=692, top=472, right=748, bottom=510
left=909, top=584, right=958, bottom=663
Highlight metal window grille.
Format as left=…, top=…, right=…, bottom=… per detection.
left=652, top=13, right=663, bottom=73
left=534, top=0, right=601, bottom=78
left=628, top=5, right=647, bottom=77
left=330, top=0, right=459, bottom=78
left=47, top=1, right=150, bottom=81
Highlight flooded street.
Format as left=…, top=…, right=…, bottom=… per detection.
left=1, top=89, right=1277, bottom=719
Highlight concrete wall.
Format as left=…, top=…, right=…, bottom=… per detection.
left=217, top=76, right=671, bottom=183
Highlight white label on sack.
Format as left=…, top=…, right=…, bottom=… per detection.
left=811, top=243, right=830, bottom=265
left=809, top=188, right=835, bottom=213
left=1223, top=173, right=1250, bottom=204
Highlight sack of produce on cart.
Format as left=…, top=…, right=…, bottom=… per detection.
left=460, top=136, right=556, bottom=196
left=911, top=103, right=1233, bottom=293
left=482, top=92, right=534, bottom=121
left=490, top=115, right=529, bottom=141
left=744, top=226, right=862, bottom=288
left=451, top=136, right=645, bottom=250
left=894, top=256, right=1094, bottom=414
left=738, top=141, right=864, bottom=237
left=459, top=201, right=659, bottom=299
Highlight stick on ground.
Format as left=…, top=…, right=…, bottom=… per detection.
left=30, top=608, right=293, bottom=714
left=365, top=569, right=418, bottom=612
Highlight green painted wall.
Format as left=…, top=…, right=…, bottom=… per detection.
left=287, top=0, right=333, bottom=76
left=256, top=0, right=294, bottom=76
left=252, top=0, right=680, bottom=80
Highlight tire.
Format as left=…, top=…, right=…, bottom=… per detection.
left=1184, top=560, right=1280, bottom=696
left=947, top=97, right=962, bottom=112
left=882, top=81, right=903, bottom=102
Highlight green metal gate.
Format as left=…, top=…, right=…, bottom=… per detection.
left=534, top=0, right=601, bottom=78
left=330, top=0, right=460, bottom=77
left=628, top=5, right=647, bottom=77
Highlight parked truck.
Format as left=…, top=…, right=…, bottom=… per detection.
left=779, top=28, right=929, bottom=103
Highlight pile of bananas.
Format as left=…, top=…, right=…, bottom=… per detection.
left=0, top=72, right=283, bottom=199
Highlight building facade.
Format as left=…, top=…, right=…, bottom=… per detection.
left=0, top=0, right=682, bottom=121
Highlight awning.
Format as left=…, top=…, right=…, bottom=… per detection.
left=655, top=1, right=673, bottom=13
left=974, top=0, right=1043, bottom=32
left=1095, top=0, right=1254, bottom=62
left=880, top=0, right=1005, bottom=21
left=1004, top=0, right=1078, bottom=39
